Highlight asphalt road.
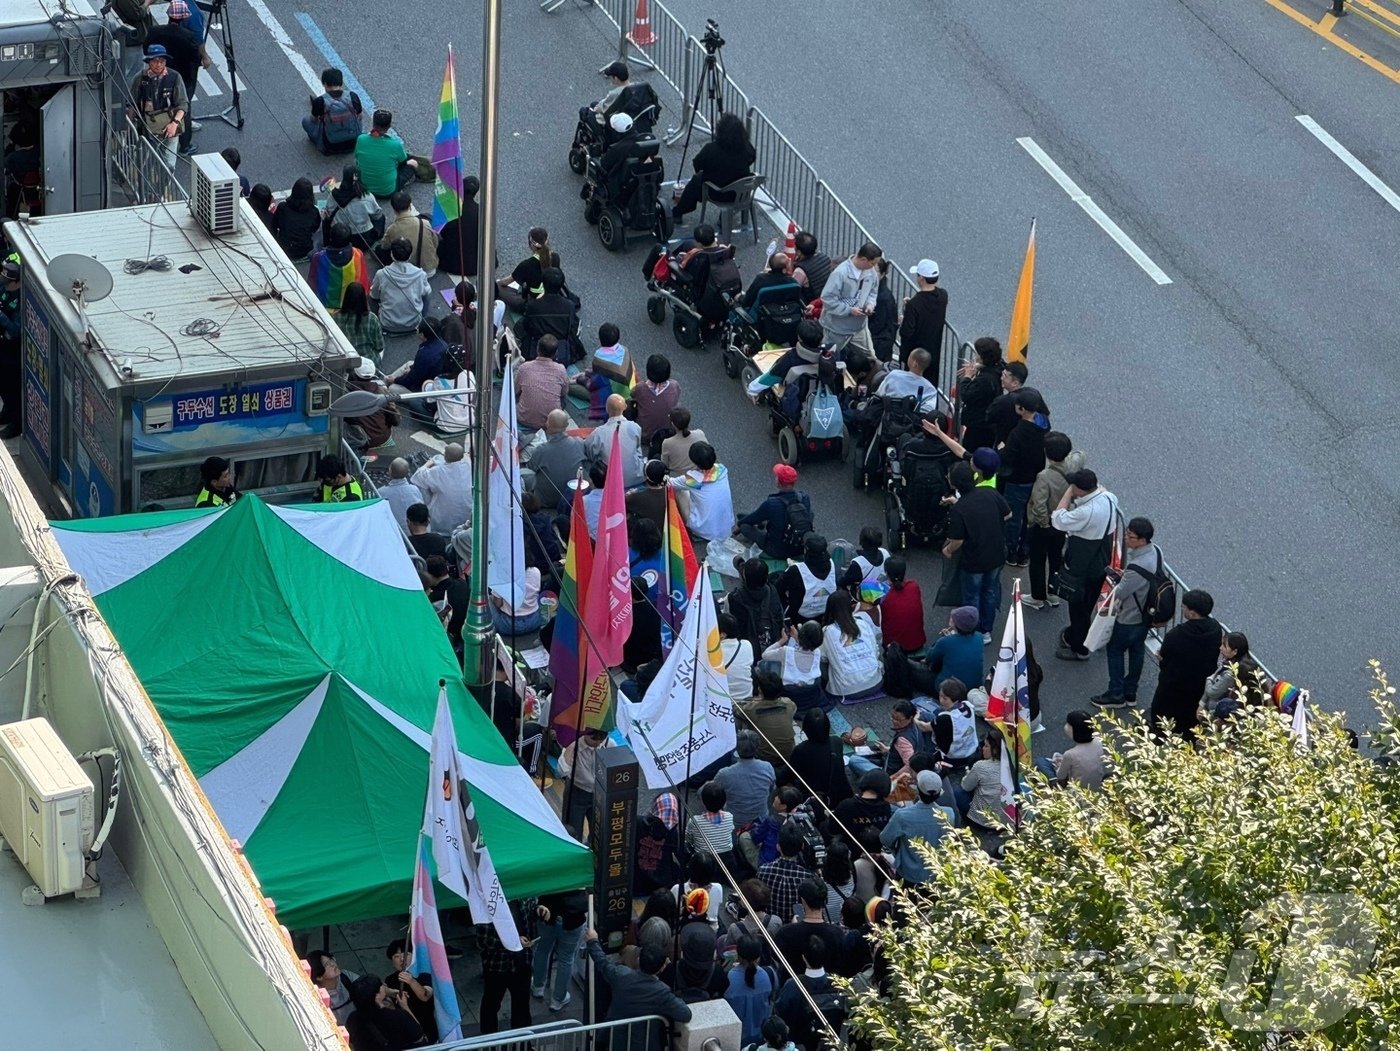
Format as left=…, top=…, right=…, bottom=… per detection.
left=173, top=0, right=1400, bottom=728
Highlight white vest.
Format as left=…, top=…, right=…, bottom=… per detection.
left=943, top=701, right=978, bottom=760
left=795, top=560, right=836, bottom=618
left=851, top=549, right=891, bottom=601
left=781, top=643, right=822, bottom=686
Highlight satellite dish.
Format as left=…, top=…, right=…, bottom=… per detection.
left=46, top=254, right=113, bottom=304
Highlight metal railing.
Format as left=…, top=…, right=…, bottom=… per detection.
left=427, top=1014, right=671, bottom=1050
left=110, top=115, right=186, bottom=206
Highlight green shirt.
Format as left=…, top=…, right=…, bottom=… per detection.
left=353, top=132, right=407, bottom=196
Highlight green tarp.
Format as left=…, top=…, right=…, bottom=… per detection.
left=53, top=495, right=591, bottom=929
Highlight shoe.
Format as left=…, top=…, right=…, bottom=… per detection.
left=444, top=943, right=465, bottom=959
left=190, top=120, right=203, bottom=131
left=1054, top=645, right=1090, bottom=662
left=982, top=632, right=993, bottom=646
left=1006, top=557, right=1028, bottom=567
left=531, top=985, right=546, bottom=1000
left=549, top=992, right=571, bottom=1011
left=179, top=142, right=198, bottom=155
left=1046, top=595, right=1062, bottom=608
left=1091, top=693, right=1128, bottom=709
left=1021, top=597, right=1046, bottom=610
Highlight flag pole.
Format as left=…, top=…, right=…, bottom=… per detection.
left=462, top=0, right=504, bottom=694
left=1011, top=579, right=1023, bottom=832
left=673, top=560, right=707, bottom=983
left=561, top=473, right=591, bottom=838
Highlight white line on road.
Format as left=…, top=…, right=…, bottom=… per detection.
left=242, top=0, right=323, bottom=95
left=1296, top=115, right=1400, bottom=215
left=1016, top=136, right=1173, bottom=286
left=204, top=37, right=245, bottom=95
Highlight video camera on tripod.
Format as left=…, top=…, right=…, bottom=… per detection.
left=700, top=19, right=725, bottom=54
left=673, top=19, right=727, bottom=162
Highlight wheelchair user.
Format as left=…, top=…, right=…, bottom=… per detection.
left=594, top=113, right=648, bottom=201
left=579, top=60, right=632, bottom=129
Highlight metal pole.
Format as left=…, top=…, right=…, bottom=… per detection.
left=463, top=0, right=504, bottom=693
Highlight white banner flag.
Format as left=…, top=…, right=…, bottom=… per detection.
left=423, top=683, right=521, bottom=950
left=487, top=360, right=526, bottom=608
left=618, top=567, right=735, bottom=790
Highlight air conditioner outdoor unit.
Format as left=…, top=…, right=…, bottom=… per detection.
left=190, top=152, right=241, bottom=236
left=0, top=718, right=94, bottom=900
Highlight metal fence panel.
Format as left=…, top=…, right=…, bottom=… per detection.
left=110, top=116, right=185, bottom=206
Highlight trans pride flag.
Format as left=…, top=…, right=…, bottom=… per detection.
left=431, top=47, right=464, bottom=232
left=660, top=487, right=700, bottom=654
left=986, top=579, right=1033, bottom=824
left=408, top=833, right=462, bottom=1042
left=548, top=482, right=594, bottom=746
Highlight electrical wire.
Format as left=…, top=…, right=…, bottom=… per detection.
left=122, top=255, right=172, bottom=274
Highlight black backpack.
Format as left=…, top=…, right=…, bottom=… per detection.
left=780, top=494, right=814, bottom=554
left=1127, top=547, right=1176, bottom=626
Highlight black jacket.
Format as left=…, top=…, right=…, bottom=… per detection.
left=690, top=139, right=756, bottom=197
left=999, top=417, right=1048, bottom=484
left=899, top=287, right=948, bottom=368
left=274, top=203, right=322, bottom=260
left=869, top=282, right=898, bottom=363
left=958, top=363, right=1003, bottom=448
left=587, top=940, right=691, bottom=1050
left=1152, top=616, right=1224, bottom=716
left=436, top=200, right=480, bottom=277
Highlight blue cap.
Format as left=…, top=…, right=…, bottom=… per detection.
left=144, top=44, right=169, bottom=61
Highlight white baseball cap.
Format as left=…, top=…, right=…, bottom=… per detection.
left=353, top=358, right=376, bottom=379
left=609, top=112, right=634, bottom=134
left=910, top=259, right=940, bottom=280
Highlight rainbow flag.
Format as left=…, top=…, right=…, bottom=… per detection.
left=408, top=833, right=462, bottom=1042
left=430, top=46, right=464, bottom=233
left=306, top=247, right=368, bottom=312
left=548, top=481, right=594, bottom=746
left=986, top=579, right=1033, bottom=823
left=660, top=487, right=700, bottom=653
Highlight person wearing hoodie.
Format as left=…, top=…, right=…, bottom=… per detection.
left=387, top=320, right=449, bottom=395
left=371, top=238, right=432, bottom=334
left=306, top=222, right=369, bottom=313
left=998, top=388, right=1050, bottom=567
left=726, top=558, right=786, bottom=654
left=1025, top=431, right=1084, bottom=610
left=819, top=241, right=882, bottom=354
left=1149, top=589, right=1223, bottom=740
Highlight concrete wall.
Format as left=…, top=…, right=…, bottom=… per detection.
left=0, top=448, right=343, bottom=1050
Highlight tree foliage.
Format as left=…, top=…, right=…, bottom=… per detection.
left=851, top=666, right=1400, bottom=1050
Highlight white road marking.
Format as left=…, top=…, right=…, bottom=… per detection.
left=1016, top=136, right=1173, bottom=286
left=411, top=431, right=448, bottom=454
left=1296, top=115, right=1400, bottom=215
left=204, top=37, right=245, bottom=94
left=242, top=0, right=323, bottom=95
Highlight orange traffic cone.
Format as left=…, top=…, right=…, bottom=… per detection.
left=629, top=0, right=657, bottom=47
left=783, top=221, right=797, bottom=257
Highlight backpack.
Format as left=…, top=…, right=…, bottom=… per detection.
left=708, top=252, right=743, bottom=297
left=319, top=92, right=363, bottom=147
left=792, top=981, right=848, bottom=1049
left=780, top=493, right=815, bottom=554
left=1127, top=546, right=1176, bottom=626
left=878, top=394, right=921, bottom=446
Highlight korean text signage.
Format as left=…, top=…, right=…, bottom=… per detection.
left=592, top=746, right=639, bottom=946
left=21, top=293, right=53, bottom=468
left=170, top=381, right=297, bottom=430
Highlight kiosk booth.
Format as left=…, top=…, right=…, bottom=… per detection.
left=3, top=184, right=358, bottom=517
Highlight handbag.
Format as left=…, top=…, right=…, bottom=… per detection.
left=1083, top=583, right=1120, bottom=653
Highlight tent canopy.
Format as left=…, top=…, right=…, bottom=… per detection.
left=53, top=496, right=592, bottom=929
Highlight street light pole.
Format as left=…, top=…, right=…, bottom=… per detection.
left=462, top=0, right=504, bottom=694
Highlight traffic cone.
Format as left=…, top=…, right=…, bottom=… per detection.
left=783, top=221, right=797, bottom=257
left=628, top=0, right=657, bottom=47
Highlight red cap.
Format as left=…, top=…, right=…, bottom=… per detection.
left=773, top=464, right=798, bottom=485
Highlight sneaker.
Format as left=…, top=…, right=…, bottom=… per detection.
left=1054, top=645, right=1090, bottom=662
left=1021, top=597, right=1046, bottom=610
left=179, top=142, right=198, bottom=155
left=549, top=992, right=571, bottom=1011
left=1006, top=557, right=1028, bottom=567
left=531, top=985, right=546, bottom=1000
left=190, top=120, right=203, bottom=131
left=1090, top=693, right=1128, bottom=709
left=982, top=632, right=993, bottom=646
left=1046, top=595, right=1062, bottom=608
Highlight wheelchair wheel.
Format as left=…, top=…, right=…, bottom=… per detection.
left=583, top=197, right=602, bottom=225
left=777, top=425, right=801, bottom=466
left=739, top=362, right=760, bottom=391
left=653, top=205, right=674, bottom=243
left=598, top=208, right=626, bottom=252
left=568, top=146, right=588, bottom=175
left=884, top=490, right=906, bottom=553
left=673, top=311, right=702, bottom=349
left=646, top=295, right=666, bottom=325
left=722, top=346, right=741, bottom=379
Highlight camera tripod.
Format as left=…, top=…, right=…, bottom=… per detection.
left=194, top=0, right=245, bottom=130
left=667, top=20, right=726, bottom=162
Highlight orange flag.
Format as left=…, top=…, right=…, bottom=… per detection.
left=1007, top=218, right=1036, bottom=364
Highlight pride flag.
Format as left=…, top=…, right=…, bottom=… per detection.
left=431, top=46, right=464, bottom=232
left=408, top=832, right=462, bottom=1042
left=306, top=246, right=368, bottom=312
left=661, top=487, right=700, bottom=653
left=986, top=579, right=1033, bottom=823
left=548, top=480, right=594, bottom=746
left=576, top=430, right=631, bottom=735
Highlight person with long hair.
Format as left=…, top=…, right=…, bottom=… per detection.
left=499, top=225, right=560, bottom=308
left=724, top=934, right=776, bottom=1046
left=322, top=163, right=384, bottom=251
left=777, top=534, right=837, bottom=625
left=956, top=335, right=1006, bottom=451
left=1202, top=630, right=1267, bottom=709
left=957, top=732, right=1011, bottom=830
left=659, top=406, right=707, bottom=473
left=335, top=281, right=383, bottom=365
left=820, top=589, right=883, bottom=704
left=273, top=176, right=322, bottom=260
left=673, top=111, right=756, bottom=221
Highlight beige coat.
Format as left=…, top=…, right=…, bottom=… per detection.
left=379, top=213, right=439, bottom=273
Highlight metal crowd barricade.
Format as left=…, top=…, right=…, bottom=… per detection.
left=428, top=1015, right=671, bottom=1050
left=110, top=115, right=186, bottom=206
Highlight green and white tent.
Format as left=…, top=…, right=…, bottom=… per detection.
left=52, top=495, right=592, bottom=929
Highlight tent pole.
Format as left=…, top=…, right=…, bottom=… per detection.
left=462, top=0, right=504, bottom=694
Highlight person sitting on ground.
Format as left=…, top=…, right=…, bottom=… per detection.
left=248, top=183, right=275, bottom=229
left=307, top=222, right=369, bottom=312
left=634, top=887, right=678, bottom=960
left=848, top=697, right=921, bottom=785
left=819, top=589, right=883, bottom=705
left=777, top=533, right=837, bottom=625
left=587, top=393, right=647, bottom=490
left=666, top=440, right=735, bottom=543
left=410, top=441, right=474, bottom=536
left=519, top=267, right=579, bottom=363
left=436, top=175, right=480, bottom=279
left=306, top=950, right=360, bottom=1025
left=490, top=564, right=542, bottom=636
left=313, top=455, right=363, bottom=503
left=576, top=322, right=635, bottom=421
left=672, top=111, right=756, bottom=221
left=195, top=455, right=237, bottom=507
left=273, top=176, right=323, bottom=261
left=371, top=238, right=431, bottom=335
left=914, top=606, right=985, bottom=694
left=379, top=457, right=424, bottom=529
left=956, top=733, right=1012, bottom=830
left=880, top=769, right=955, bottom=885
left=660, top=407, right=707, bottom=473
left=405, top=503, right=450, bottom=563
left=839, top=525, right=892, bottom=605
left=355, top=108, right=419, bottom=196
left=675, top=892, right=723, bottom=1003
left=685, top=781, right=738, bottom=877
left=376, top=190, right=437, bottom=274
left=818, top=839, right=858, bottom=925
left=346, top=974, right=428, bottom=1049
left=736, top=463, right=813, bottom=561
left=878, top=557, right=925, bottom=653
left=1040, top=709, right=1108, bottom=791
left=631, top=353, right=681, bottom=449
left=919, top=678, right=981, bottom=776
left=514, top=334, right=571, bottom=437
left=634, top=792, right=682, bottom=895
left=1201, top=631, right=1268, bottom=710
left=714, top=728, right=775, bottom=829
left=336, top=281, right=384, bottom=366
left=322, top=164, right=384, bottom=252
left=499, top=226, right=561, bottom=308
left=584, top=929, right=692, bottom=1051
left=835, top=895, right=874, bottom=980
left=779, top=707, right=849, bottom=807
left=303, top=66, right=364, bottom=154
left=759, top=822, right=816, bottom=926
left=344, top=358, right=398, bottom=452
left=523, top=409, right=585, bottom=512
left=726, top=558, right=786, bottom=655
left=761, top=620, right=828, bottom=714
left=827, top=769, right=894, bottom=850
left=386, top=319, right=450, bottom=399
left=219, top=146, right=250, bottom=197
left=383, top=939, right=437, bottom=1043
left=735, top=671, right=797, bottom=765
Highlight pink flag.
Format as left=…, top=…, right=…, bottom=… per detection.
left=583, top=429, right=632, bottom=666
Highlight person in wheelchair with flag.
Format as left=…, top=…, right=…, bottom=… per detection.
left=569, top=61, right=662, bottom=175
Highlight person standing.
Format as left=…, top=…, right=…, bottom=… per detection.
left=0, top=260, right=22, bottom=439
left=819, top=242, right=882, bottom=355
left=584, top=930, right=692, bottom=1051
left=313, top=456, right=363, bottom=503
left=128, top=45, right=188, bottom=169
left=898, top=258, right=949, bottom=373
left=1025, top=431, right=1084, bottom=610
left=477, top=899, right=538, bottom=1035
left=1050, top=469, right=1118, bottom=661
left=194, top=456, right=237, bottom=507
left=956, top=337, right=1005, bottom=452
left=144, top=2, right=205, bottom=156
left=559, top=727, right=609, bottom=838
left=942, top=463, right=1012, bottom=643
left=998, top=389, right=1050, bottom=568
left=1149, top=589, right=1223, bottom=740
left=1094, top=516, right=1162, bottom=709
